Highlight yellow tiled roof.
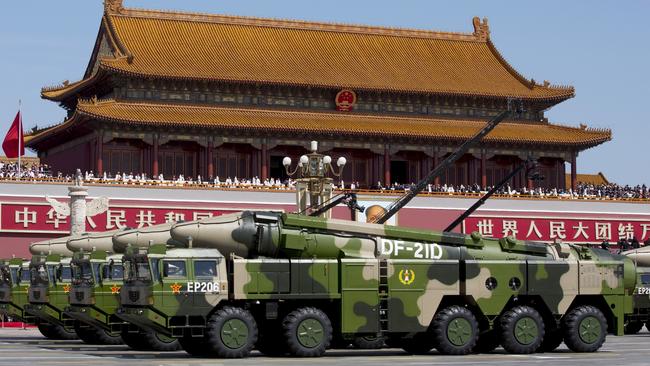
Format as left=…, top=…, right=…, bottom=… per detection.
left=26, top=100, right=610, bottom=148
left=43, top=5, right=574, bottom=101
left=566, top=172, right=610, bottom=186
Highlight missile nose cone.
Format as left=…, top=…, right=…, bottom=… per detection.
left=112, top=231, right=139, bottom=252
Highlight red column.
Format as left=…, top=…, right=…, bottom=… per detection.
left=152, top=134, right=159, bottom=177
left=570, top=152, right=577, bottom=191
left=207, top=141, right=214, bottom=179
left=480, top=152, right=487, bottom=188
left=433, top=152, right=440, bottom=186
left=96, top=133, right=103, bottom=175
left=383, top=147, right=390, bottom=186
left=261, top=143, right=268, bottom=180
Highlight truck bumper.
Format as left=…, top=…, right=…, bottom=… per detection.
left=116, top=307, right=170, bottom=336
left=24, top=303, right=72, bottom=328
left=0, top=302, right=35, bottom=324
left=65, top=306, right=126, bottom=334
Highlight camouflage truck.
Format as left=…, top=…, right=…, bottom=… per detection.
left=117, top=211, right=636, bottom=358
left=0, top=258, right=37, bottom=326
left=64, top=225, right=182, bottom=350
left=622, top=266, right=650, bottom=334
left=23, top=253, right=78, bottom=340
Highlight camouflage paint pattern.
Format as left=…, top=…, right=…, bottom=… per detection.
left=119, top=210, right=635, bottom=340
left=0, top=259, right=33, bottom=323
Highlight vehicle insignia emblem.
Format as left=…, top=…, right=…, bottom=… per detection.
left=398, top=269, right=415, bottom=285
left=128, top=290, right=140, bottom=302
left=335, top=89, right=357, bottom=112
left=111, top=285, right=121, bottom=294
left=63, top=284, right=71, bottom=293
left=33, top=290, right=41, bottom=299
left=75, top=291, right=84, bottom=302
left=170, top=283, right=182, bottom=295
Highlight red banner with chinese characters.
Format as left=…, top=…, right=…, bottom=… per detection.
left=463, top=216, right=650, bottom=243
left=0, top=203, right=246, bottom=233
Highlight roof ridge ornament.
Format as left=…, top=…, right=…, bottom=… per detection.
left=472, top=16, right=490, bottom=40
left=104, top=0, right=124, bottom=14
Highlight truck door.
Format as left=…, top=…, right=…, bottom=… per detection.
left=161, top=259, right=190, bottom=310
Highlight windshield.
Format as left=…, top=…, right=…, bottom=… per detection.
left=59, top=266, right=72, bottom=283
left=19, top=268, right=30, bottom=284
left=124, top=256, right=152, bottom=283
left=0, top=265, right=11, bottom=286
left=30, top=263, right=49, bottom=286
left=71, top=260, right=94, bottom=285
left=102, top=263, right=124, bottom=281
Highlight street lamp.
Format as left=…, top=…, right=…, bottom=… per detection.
left=283, top=141, right=346, bottom=217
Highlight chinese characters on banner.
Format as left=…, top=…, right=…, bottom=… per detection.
left=0, top=203, right=242, bottom=233
left=464, top=217, right=650, bottom=242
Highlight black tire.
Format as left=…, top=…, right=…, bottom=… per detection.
left=179, top=335, right=212, bottom=357
left=38, top=323, right=78, bottom=340
left=74, top=322, right=122, bottom=345
left=384, top=335, right=405, bottom=349
left=499, top=306, right=545, bottom=354
left=282, top=307, right=332, bottom=357
left=401, top=333, right=435, bottom=355
left=121, top=329, right=150, bottom=350
left=431, top=305, right=479, bottom=355
left=204, top=306, right=258, bottom=358
left=474, top=330, right=500, bottom=353
left=538, top=328, right=563, bottom=352
left=353, top=335, right=385, bottom=349
left=141, top=330, right=181, bottom=351
left=562, top=305, right=607, bottom=353
left=624, top=321, right=644, bottom=334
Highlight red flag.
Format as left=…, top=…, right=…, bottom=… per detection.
left=2, top=111, right=24, bottom=158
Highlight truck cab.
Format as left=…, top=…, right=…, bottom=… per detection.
left=623, top=266, right=650, bottom=334
left=118, top=245, right=227, bottom=335
left=0, top=258, right=34, bottom=324
left=24, top=254, right=77, bottom=339
left=64, top=251, right=124, bottom=344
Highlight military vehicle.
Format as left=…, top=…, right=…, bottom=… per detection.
left=24, top=252, right=79, bottom=340
left=621, top=247, right=650, bottom=334
left=114, top=103, right=637, bottom=358
left=65, top=225, right=181, bottom=350
left=0, top=258, right=35, bottom=326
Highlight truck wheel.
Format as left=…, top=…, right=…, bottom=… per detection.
left=353, top=335, right=385, bottom=349
left=74, top=321, right=122, bottom=345
left=121, top=330, right=150, bottom=350
left=562, top=305, right=607, bottom=352
left=537, top=328, right=563, bottom=352
left=401, top=333, right=435, bottom=354
left=141, top=331, right=181, bottom=351
left=499, top=306, right=545, bottom=354
left=179, top=335, right=212, bottom=357
left=205, top=306, right=258, bottom=358
left=282, top=307, right=332, bottom=357
left=38, top=323, right=78, bottom=340
left=624, top=321, right=643, bottom=334
left=474, top=330, right=500, bottom=353
left=431, top=305, right=478, bottom=355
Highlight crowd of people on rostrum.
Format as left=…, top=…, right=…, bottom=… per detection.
left=0, top=162, right=648, bottom=200
left=592, top=238, right=650, bottom=254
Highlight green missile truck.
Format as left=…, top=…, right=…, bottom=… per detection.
left=64, top=226, right=182, bottom=350
left=0, top=258, right=36, bottom=326
left=23, top=253, right=78, bottom=340
left=117, top=211, right=636, bottom=358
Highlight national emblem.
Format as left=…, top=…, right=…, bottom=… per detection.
left=170, top=283, right=182, bottom=295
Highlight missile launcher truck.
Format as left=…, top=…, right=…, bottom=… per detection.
left=116, top=210, right=636, bottom=358
left=620, top=248, right=650, bottom=334
left=0, top=258, right=35, bottom=326
left=64, top=224, right=182, bottom=350
left=116, top=104, right=637, bottom=358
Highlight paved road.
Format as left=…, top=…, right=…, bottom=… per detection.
left=1, top=328, right=650, bottom=366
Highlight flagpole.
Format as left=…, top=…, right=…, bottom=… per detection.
left=17, top=100, right=21, bottom=181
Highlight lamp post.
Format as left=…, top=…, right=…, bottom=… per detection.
left=283, top=141, right=346, bottom=217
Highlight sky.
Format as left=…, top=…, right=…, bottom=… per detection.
left=0, top=0, right=648, bottom=185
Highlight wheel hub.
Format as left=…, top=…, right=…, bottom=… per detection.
left=578, top=316, right=601, bottom=344
left=297, top=318, right=324, bottom=348
left=514, top=317, right=539, bottom=345
left=447, top=318, right=472, bottom=346
left=220, top=318, right=249, bottom=349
